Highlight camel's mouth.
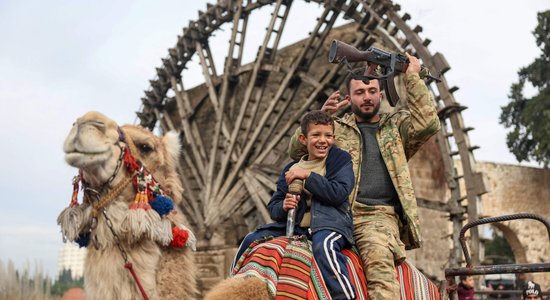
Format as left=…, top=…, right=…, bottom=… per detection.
left=64, top=149, right=113, bottom=168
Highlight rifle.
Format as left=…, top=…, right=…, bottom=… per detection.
left=328, top=40, right=440, bottom=106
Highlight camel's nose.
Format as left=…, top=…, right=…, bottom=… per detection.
left=77, top=119, right=106, bottom=133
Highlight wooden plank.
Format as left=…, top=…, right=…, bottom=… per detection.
left=243, top=171, right=271, bottom=223
left=176, top=163, right=204, bottom=228
left=205, top=178, right=247, bottom=227
left=197, top=41, right=225, bottom=209
left=249, top=167, right=277, bottom=191
left=170, top=76, right=207, bottom=182
left=416, top=197, right=452, bottom=213
left=212, top=0, right=289, bottom=198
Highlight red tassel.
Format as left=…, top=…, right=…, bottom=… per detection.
left=69, top=175, right=80, bottom=208
left=123, top=148, right=141, bottom=174
left=170, top=226, right=189, bottom=248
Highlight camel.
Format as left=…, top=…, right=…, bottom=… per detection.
left=57, top=111, right=198, bottom=300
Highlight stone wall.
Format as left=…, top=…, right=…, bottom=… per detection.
left=476, top=162, right=550, bottom=287
left=407, top=155, right=550, bottom=287
left=407, top=137, right=452, bottom=280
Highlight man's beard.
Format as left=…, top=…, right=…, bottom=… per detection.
left=351, top=101, right=381, bottom=122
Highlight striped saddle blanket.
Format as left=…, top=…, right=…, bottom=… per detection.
left=231, top=235, right=440, bottom=300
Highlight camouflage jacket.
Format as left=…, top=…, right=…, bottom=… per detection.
left=289, top=73, right=440, bottom=249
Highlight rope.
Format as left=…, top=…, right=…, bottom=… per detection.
left=91, top=176, right=133, bottom=218
left=125, top=262, right=150, bottom=300
left=122, top=128, right=139, bottom=159
left=89, top=128, right=138, bottom=218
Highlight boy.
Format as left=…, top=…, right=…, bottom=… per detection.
left=232, top=110, right=356, bottom=299
left=457, top=275, right=474, bottom=300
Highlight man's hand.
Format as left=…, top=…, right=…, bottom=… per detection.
left=283, top=193, right=300, bottom=212
left=405, top=52, right=421, bottom=74
left=321, top=90, right=349, bottom=115
left=285, top=168, right=310, bottom=185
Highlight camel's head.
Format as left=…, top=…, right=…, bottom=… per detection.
left=63, top=111, right=182, bottom=203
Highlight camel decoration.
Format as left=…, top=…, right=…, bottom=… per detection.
left=205, top=236, right=441, bottom=300
left=57, top=111, right=198, bottom=300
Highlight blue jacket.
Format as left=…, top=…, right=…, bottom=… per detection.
left=258, top=146, right=355, bottom=244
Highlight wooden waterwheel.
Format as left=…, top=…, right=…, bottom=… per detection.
left=137, top=0, right=487, bottom=285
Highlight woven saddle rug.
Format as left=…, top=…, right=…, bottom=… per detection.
left=231, top=235, right=440, bottom=300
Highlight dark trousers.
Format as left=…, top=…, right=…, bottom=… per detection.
left=312, top=229, right=356, bottom=300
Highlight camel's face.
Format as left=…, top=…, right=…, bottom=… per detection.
left=64, top=111, right=121, bottom=186
left=64, top=112, right=120, bottom=166
left=63, top=111, right=182, bottom=202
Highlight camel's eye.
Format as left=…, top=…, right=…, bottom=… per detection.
left=137, top=143, right=154, bottom=155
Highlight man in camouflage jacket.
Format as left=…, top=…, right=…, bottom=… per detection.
left=289, top=53, right=440, bottom=299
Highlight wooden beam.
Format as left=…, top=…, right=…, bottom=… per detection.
left=249, top=167, right=277, bottom=191
left=176, top=163, right=204, bottom=228
left=242, top=171, right=271, bottom=223
left=416, top=197, right=453, bottom=213
left=205, top=178, right=247, bottom=227
left=212, top=0, right=289, bottom=198
left=170, top=76, right=207, bottom=182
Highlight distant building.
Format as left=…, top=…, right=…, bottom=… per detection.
left=57, top=243, right=86, bottom=279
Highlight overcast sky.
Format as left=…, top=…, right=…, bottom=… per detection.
left=0, top=0, right=547, bottom=279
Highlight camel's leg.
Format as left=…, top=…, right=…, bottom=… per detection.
left=157, top=247, right=199, bottom=300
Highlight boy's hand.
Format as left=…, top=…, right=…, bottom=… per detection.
left=283, top=193, right=300, bottom=212
left=285, top=168, right=310, bottom=185
left=321, top=90, right=349, bottom=115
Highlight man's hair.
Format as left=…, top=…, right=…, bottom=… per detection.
left=459, top=275, right=471, bottom=281
left=343, top=67, right=384, bottom=96
left=300, top=110, right=334, bottom=136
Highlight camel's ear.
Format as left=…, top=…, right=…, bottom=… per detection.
left=162, top=131, right=181, bottom=166
left=161, top=131, right=184, bottom=204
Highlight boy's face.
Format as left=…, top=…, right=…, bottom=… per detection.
left=299, top=123, right=334, bottom=160
left=462, top=276, right=474, bottom=288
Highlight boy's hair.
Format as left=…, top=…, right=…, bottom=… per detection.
left=300, top=110, right=334, bottom=136
left=343, top=67, right=384, bottom=96
left=459, top=275, right=470, bottom=281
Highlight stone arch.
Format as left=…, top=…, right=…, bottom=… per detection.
left=489, top=222, right=527, bottom=264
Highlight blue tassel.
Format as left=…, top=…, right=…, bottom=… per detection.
left=150, top=195, right=174, bottom=216
left=75, top=232, right=90, bottom=248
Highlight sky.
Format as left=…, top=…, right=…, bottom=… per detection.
left=0, top=0, right=547, bottom=279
